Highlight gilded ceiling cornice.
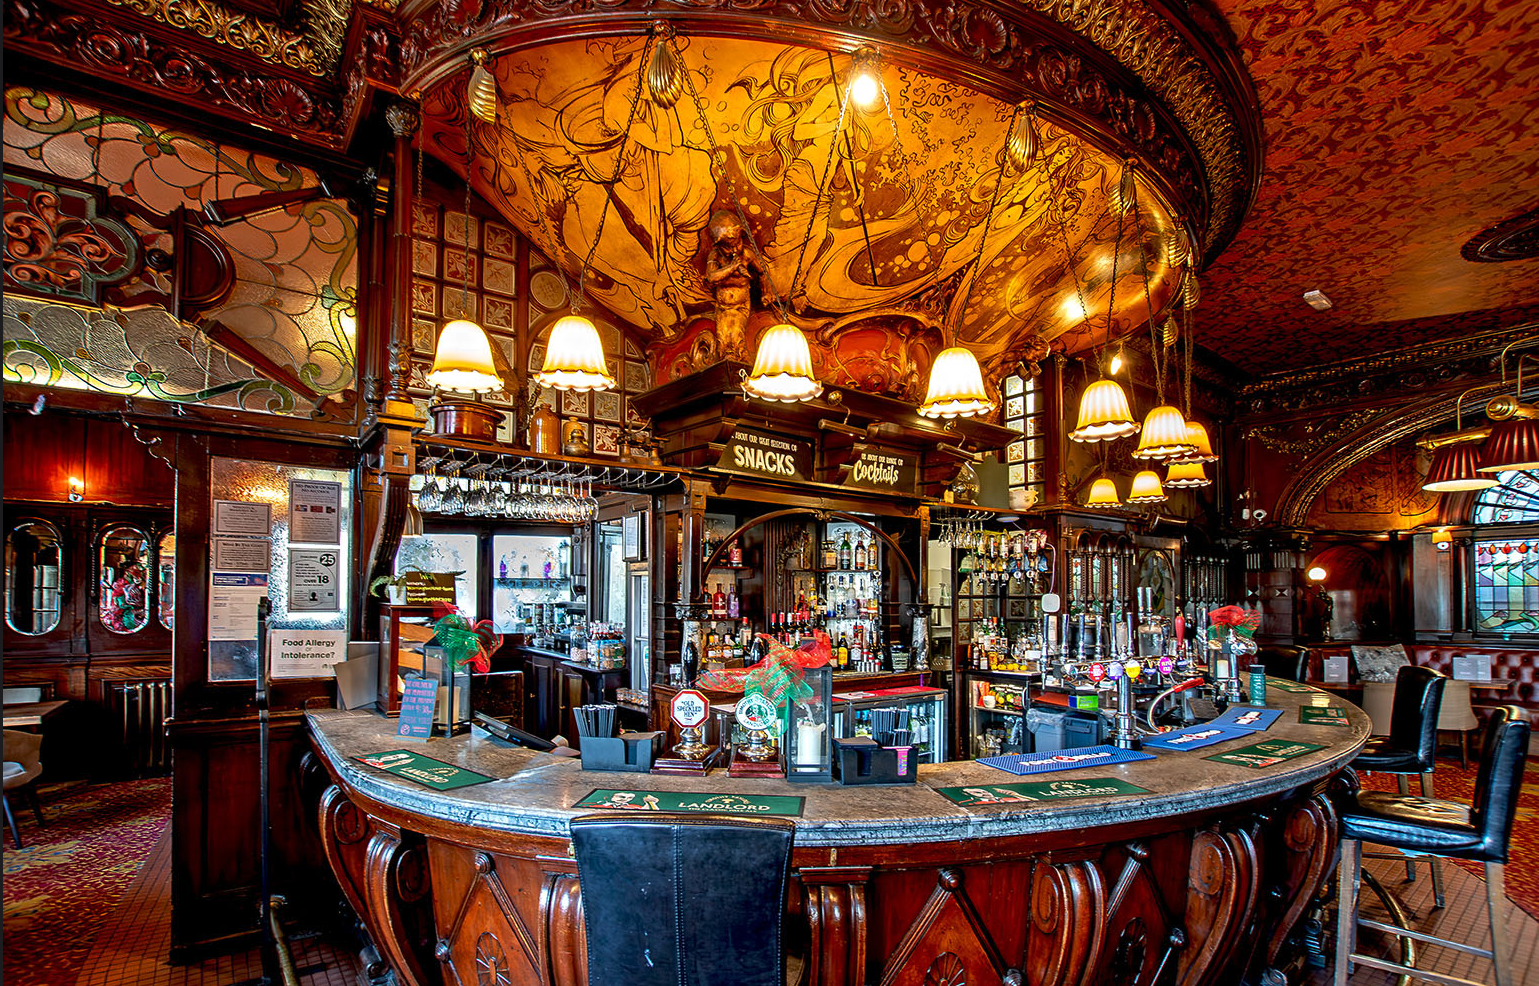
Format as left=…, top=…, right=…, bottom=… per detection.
left=397, top=0, right=1260, bottom=262
left=97, top=0, right=355, bottom=76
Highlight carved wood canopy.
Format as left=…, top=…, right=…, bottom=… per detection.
left=4, top=0, right=1264, bottom=375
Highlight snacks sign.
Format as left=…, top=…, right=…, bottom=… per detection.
left=715, top=429, right=811, bottom=482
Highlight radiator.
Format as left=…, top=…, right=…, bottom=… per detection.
left=104, top=679, right=172, bottom=775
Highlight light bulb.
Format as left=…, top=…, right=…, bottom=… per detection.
left=850, top=71, right=880, bottom=109
left=1109, top=352, right=1123, bottom=375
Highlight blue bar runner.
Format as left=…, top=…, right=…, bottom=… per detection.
left=1209, top=706, right=1283, bottom=732
left=1142, top=723, right=1257, bottom=751
left=978, top=745, right=1156, bottom=776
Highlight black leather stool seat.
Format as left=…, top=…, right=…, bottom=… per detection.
left=1351, top=737, right=1430, bottom=773
left=1340, top=790, right=1483, bottom=857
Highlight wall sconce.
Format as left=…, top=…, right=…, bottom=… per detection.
left=68, top=476, right=84, bottom=502
left=1306, top=565, right=1327, bottom=582
left=1431, top=529, right=1453, bottom=551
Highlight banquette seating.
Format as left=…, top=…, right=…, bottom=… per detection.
left=1303, top=642, right=1539, bottom=725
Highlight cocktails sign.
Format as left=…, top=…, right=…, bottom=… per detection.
left=843, top=448, right=916, bottom=495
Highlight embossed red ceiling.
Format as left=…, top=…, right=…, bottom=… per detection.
left=1199, top=0, right=1539, bottom=374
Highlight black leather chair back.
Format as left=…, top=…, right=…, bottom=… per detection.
left=1258, top=645, right=1309, bottom=683
left=1387, top=665, right=1444, bottom=772
left=570, top=812, right=795, bottom=986
left=1471, top=705, right=1531, bottom=863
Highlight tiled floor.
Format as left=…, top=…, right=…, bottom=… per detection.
left=1308, top=853, right=1539, bottom=985
left=71, top=828, right=360, bottom=986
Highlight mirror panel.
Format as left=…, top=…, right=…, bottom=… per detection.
left=100, top=524, right=151, bottom=634
left=158, top=531, right=175, bottom=630
left=6, top=520, right=64, bottom=636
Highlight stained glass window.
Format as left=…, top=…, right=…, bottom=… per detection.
left=1002, top=373, right=1045, bottom=506
left=1473, top=537, right=1539, bottom=635
left=1471, top=471, right=1539, bottom=525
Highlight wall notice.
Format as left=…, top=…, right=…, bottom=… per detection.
left=269, top=629, right=346, bottom=679
left=288, top=548, right=340, bottom=612
left=213, top=500, right=271, bottom=536
left=209, top=573, right=269, bottom=641
left=289, top=479, right=342, bottom=544
left=213, top=537, right=270, bottom=573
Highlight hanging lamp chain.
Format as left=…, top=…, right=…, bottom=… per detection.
left=1127, top=162, right=1165, bottom=404
left=461, top=107, right=474, bottom=316
left=670, top=30, right=790, bottom=323
left=950, top=103, right=1023, bottom=347
left=788, top=65, right=858, bottom=316
left=575, top=33, right=655, bottom=313
left=1051, top=165, right=1100, bottom=381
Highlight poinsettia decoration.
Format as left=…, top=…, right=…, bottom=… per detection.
left=432, top=609, right=502, bottom=673
left=102, top=563, right=147, bottom=632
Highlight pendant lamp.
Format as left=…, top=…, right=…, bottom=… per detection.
left=1132, top=405, right=1196, bottom=460
left=919, top=347, right=995, bottom=418
left=1424, top=444, right=1498, bottom=492
left=1070, top=379, right=1140, bottom=442
left=1477, top=417, right=1539, bottom=473
left=427, top=318, right=502, bottom=393
left=1126, top=469, right=1168, bottom=503
left=1171, top=421, right=1217, bottom=464
left=538, top=314, right=615, bottom=392
left=1086, top=477, right=1121, bottom=507
left=743, top=322, right=823, bottom=402
left=1164, top=460, right=1211, bottom=488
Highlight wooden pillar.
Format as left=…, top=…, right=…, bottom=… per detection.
left=383, top=101, right=420, bottom=410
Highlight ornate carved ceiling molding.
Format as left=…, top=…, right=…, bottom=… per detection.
left=98, top=0, right=351, bottom=76
left=1237, top=321, right=1539, bottom=420
left=396, top=0, right=1261, bottom=263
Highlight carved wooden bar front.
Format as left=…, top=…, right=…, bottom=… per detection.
left=309, top=692, right=1366, bottom=986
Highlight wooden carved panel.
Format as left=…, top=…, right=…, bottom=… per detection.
left=1025, top=857, right=1105, bottom=986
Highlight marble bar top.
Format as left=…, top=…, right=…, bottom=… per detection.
left=308, top=686, right=1369, bottom=847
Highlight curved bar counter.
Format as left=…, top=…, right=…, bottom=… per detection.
left=309, top=688, right=1367, bottom=986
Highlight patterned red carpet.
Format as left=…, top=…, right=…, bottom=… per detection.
left=1359, top=756, right=1539, bottom=920
left=2, top=777, right=171, bottom=986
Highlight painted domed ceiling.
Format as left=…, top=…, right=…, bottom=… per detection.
left=417, top=37, right=1186, bottom=372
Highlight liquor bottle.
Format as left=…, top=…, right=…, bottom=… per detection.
left=728, top=586, right=740, bottom=619
left=838, top=532, right=852, bottom=570
left=771, top=611, right=781, bottom=642
left=853, top=621, right=865, bottom=650
left=712, top=582, right=726, bottom=618
left=850, top=633, right=864, bottom=667
left=837, top=632, right=850, bottom=667
left=795, top=591, right=807, bottom=617
left=854, top=536, right=867, bottom=571
left=499, top=559, right=508, bottom=579
left=729, top=540, right=743, bottom=566
left=821, top=539, right=837, bottom=569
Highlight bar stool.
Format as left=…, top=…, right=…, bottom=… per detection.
left=1333, top=704, right=1530, bottom=986
left=570, top=812, right=795, bottom=986
left=1350, top=665, right=1445, bottom=905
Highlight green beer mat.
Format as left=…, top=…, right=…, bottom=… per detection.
left=1204, top=739, right=1327, bottom=769
left=353, top=749, right=495, bottom=790
left=1265, top=678, right=1315, bottom=693
left=573, top=789, right=805, bottom=816
left=936, top=778, right=1150, bottom=807
left=1298, top=706, right=1351, bottom=726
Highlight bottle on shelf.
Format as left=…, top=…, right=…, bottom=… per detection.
left=838, top=532, right=853, bottom=570
left=850, top=630, right=864, bottom=667
left=837, top=631, right=850, bottom=668
left=712, top=582, right=726, bottom=618
left=821, top=539, right=837, bottom=569
left=854, top=535, right=867, bottom=571
left=728, top=586, right=740, bottom=619
left=729, top=540, right=743, bottom=566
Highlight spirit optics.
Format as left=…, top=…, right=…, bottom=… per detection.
left=1126, top=469, right=1167, bottom=504
left=1086, top=477, right=1121, bottom=507
left=743, top=323, right=823, bottom=402
left=1163, top=460, right=1211, bottom=488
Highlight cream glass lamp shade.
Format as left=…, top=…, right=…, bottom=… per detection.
left=426, top=318, right=503, bottom=393
left=1086, top=477, right=1121, bottom=507
left=1069, top=379, right=1139, bottom=442
left=537, top=314, right=615, bottom=392
left=1171, top=421, right=1217, bottom=464
left=1126, top=469, right=1167, bottom=503
left=1476, top=418, right=1539, bottom=473
left=918, top=346, right=995, bottom=418
left=1423, top=444, right=1498, bottom=492
left=743, top=322, right=823, bottom=402
left=1164, top=460, right=1211, bottom=488
left=1132, top=405, right=1197, bottom=460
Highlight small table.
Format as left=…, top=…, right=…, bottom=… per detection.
left=2, top=700, right=66, bottom=729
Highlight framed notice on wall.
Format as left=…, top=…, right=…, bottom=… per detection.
left=623, top=513, right=646, bottom=561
